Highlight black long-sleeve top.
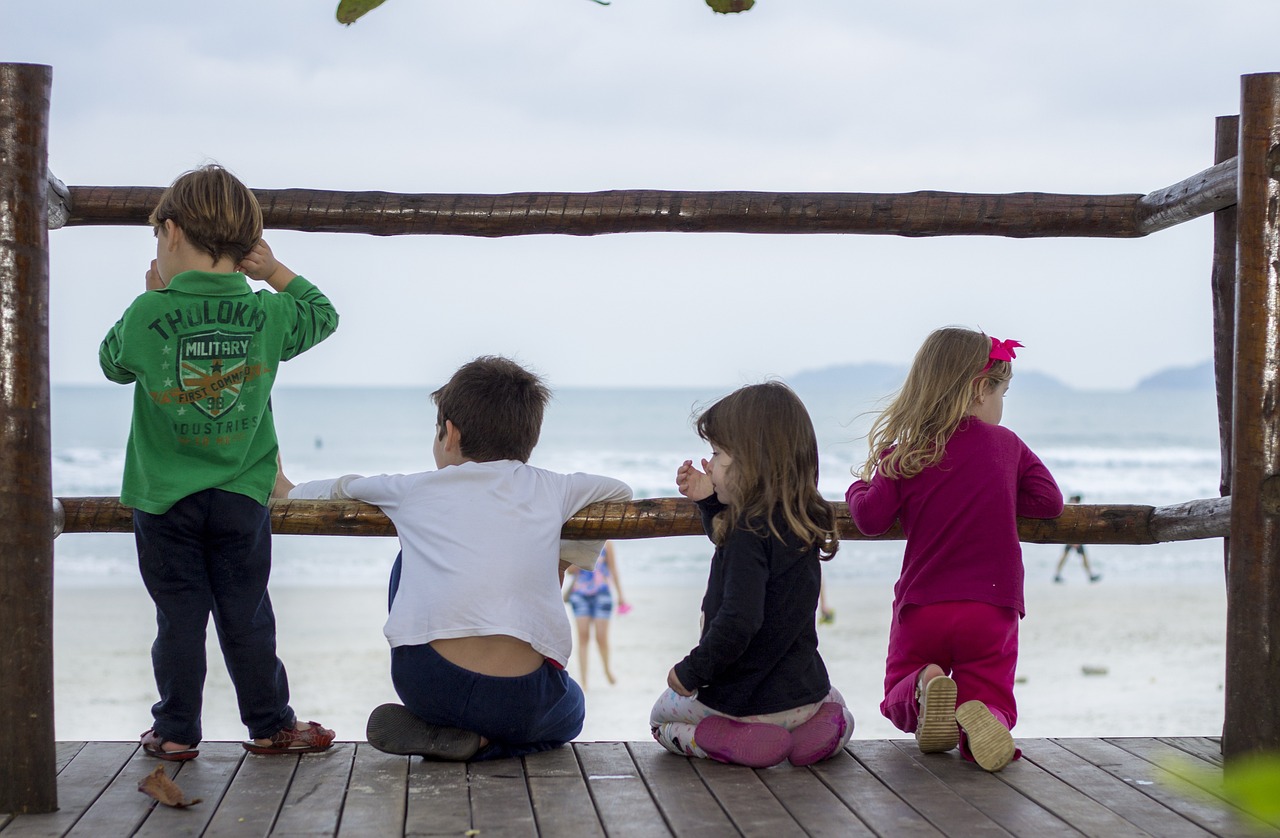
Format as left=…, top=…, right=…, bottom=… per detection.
left=672, top=496, right=832, bottom=716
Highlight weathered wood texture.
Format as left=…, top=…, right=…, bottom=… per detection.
left=1224, top=73, right=1280, bottom=758
left=65, top=185, right=1159, bottom=238
left=56, top=495, right=1232, bottom=545
left=1, top=738, right=1269, bottom=837
left=0, top=62, right=57, bottom=816
left=1135, top=157, right=1239, bottom=234
left=1212, top=116, right=1238, bottom=596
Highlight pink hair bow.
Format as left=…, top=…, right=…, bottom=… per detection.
left=983, top=337, right=1023, bottom=371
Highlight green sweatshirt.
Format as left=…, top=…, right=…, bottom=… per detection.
left=99, top=270, right=339, bottom=514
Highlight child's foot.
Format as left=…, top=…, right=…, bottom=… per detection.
left=243, top=720, right=336, bottom=755
left=605, top=668, right=617, bottom=685
left=694, top=716, right=792, bottom=768
left=1089, top=574, right=1102, bottom=583
left=140, top=729, right=199, bottom=761
left=365, top=703, right=482, bottom=761
left=915, top=670, right=959, bottom=754
left=1053, top=575, right=1064, bottom=583
left=788, top=703, right=849, bottom=766
left=819, top=608, right=836, bottom=625
left=955, top=700, right=1016, bottom=772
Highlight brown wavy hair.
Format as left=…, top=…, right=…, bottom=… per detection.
left=859, top=327, right=1012, bottom=481
left=149, top=163, right=262, bottom=265
left=697, top=381, right=838, bottom=560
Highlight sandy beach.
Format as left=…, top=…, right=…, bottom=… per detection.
left=52, top=571, right=1226, bottom=745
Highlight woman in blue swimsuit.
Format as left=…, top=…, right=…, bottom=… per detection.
left=564, top=541, right=627, bottom=689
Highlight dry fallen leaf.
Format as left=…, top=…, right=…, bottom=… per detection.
left=138, top=766, right=203, bottom=808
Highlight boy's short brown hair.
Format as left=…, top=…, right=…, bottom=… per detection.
left=148, top=164, right=263, bottom=265
left=432, top=356, right=550, bottom=463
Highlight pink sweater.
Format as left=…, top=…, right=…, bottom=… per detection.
left=846, top=418, right=1063, bottom=619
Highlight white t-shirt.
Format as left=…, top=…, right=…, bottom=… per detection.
left=289, top=461, right=632, bottom=666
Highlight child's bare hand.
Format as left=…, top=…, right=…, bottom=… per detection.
left=145, top=259, right=167, bottom=291
left=238, top=240, right=297, bottom=291
left=676, top=459, right=714, bottom=502
left=667, top=667, right=694, bottom=697
left=272, top=454, right=296, bottom=498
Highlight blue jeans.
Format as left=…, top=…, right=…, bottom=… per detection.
left=387, top=552, right=585, bottom=760
left=133, top=489, right=295, bottom=744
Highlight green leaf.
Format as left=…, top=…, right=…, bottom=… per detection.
left=336, top=0, right=388, bottom=26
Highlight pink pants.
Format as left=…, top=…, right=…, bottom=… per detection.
left=881, top=600, right=1019, bottom=736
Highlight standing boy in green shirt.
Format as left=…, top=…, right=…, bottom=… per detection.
left=100, top=164, right=339, bottom=759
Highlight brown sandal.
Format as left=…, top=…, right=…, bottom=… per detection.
left=243, top=721, right=335, bottom=755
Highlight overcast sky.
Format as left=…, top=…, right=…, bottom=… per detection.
left=6, top=0, right=1279, bottom=391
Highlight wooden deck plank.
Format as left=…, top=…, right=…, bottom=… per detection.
left=1105, top=737, right=1280, bottom=833
left=135, top=743, right=245, bottom=838
left=848, top=740, right=1013, bottom=837
left=888, top=741, right=1077, bottom=837
left=1030, top=739, right=1214, bottom=837
left=691, top=757, right=804, bottom=836
left=203, top=748, right=300, bottom=838
left=524, top=748, right=605, bottom=838
left=575, top=741, right=672, bottom=837
left=469, top=757, right=538, bottom=838
left=0, top=738, right=1245, bottom=837
left=757, top=761, right=876, bottom=836
left=2, top=742, right=136, bottom=838
left=273, top=745, right=355, bottom=836
left=53, top=742, right=83, bottom=774
left=404, top=760, right=470, bottom=836
left=627, top=741, right=738, bottom=836
left=336, top=745, right=408, bottom=838
left=1063, top=737, right=1259, bottom=837
left=1158, top=737, right=1224, bottom=768
left=993, top=743, right=1150, bottom=838
left=811, top=748, right=944, bottom=837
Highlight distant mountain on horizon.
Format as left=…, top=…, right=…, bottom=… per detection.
left=789, top=359, right=1215, bottom=393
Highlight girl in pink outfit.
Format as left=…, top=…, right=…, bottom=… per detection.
left=847, top=327, right=1063, bottom=772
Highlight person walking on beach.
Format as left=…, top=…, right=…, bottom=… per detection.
left=564, top=541, right=627, bottom=689
left=1054, top=494, right=1101, bottom=583
left=650, top=382, right=854, bottom=768
left=99, top=164, right=340, bottom=760
left=283, top=356, right=632, bottom=761
left=847, top=328, right=1063, bottom=772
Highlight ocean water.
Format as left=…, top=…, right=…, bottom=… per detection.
left=51, top=383, right=1226, bottom=588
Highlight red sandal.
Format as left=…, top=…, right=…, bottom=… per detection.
left=243, top=721, right=336, bottom=755
left=140, top=728, right=200, bottom=761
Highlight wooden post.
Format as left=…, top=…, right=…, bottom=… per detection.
left=1213, top=115, right=1239, bottom=586
left=1225, top=73, right=1280, bottom=759
left=0, top=63, right=57, bottom=813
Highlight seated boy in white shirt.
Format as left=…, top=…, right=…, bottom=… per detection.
left=281, top=356, right=632, bottom=760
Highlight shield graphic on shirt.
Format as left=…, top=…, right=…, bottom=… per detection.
left=177, top=329, right=251, bottom=419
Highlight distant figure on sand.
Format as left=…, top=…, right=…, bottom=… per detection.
left=283, top=356, right=632, bottom=761
left=1054, top=495, right=1101, bottom=583
left=100, top=164, right=339, bottom=761
left=651, top=382, right=854, bottom=769
left=848, top=328, right=1063, bottom=772
left=564, top=541, right=627, bottom=688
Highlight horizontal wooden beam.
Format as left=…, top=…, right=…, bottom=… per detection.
left=59, top=186, right=1149, bottom=239
left=57, top=495, right=1231, bottom=545
left=1135, top=156, right=1239, bottom=234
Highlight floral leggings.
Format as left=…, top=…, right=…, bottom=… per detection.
left=650, top=686, right=854, bottom=761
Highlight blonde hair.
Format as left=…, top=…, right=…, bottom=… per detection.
left=859, top=327, right=1012, bottom=481
left=149, top=164, right=263, bottom=265
left=697, top=382, right=838, bottom=560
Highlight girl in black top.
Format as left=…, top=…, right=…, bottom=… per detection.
left=649, top=382, right=853, bottom=767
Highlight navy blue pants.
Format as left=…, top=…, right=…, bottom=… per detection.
left=388, top=553, right=585, bottom=760
left=133, top=489, right=295, bottom=745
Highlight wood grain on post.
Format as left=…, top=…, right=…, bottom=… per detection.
left=1212, top=116, right=1239, bottom=600
left=56, top=495, right=1231, bottom=544
left=0, top=62, right=57, bottom=815
left=1224, top=73, right=1280, bottom=759
left=1135, top=156, right=1239, bottom=234
left=63, top=186, right=1149, bottom=239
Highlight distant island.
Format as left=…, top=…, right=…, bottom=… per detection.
left=788, top=359, right=1215, bottom=393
